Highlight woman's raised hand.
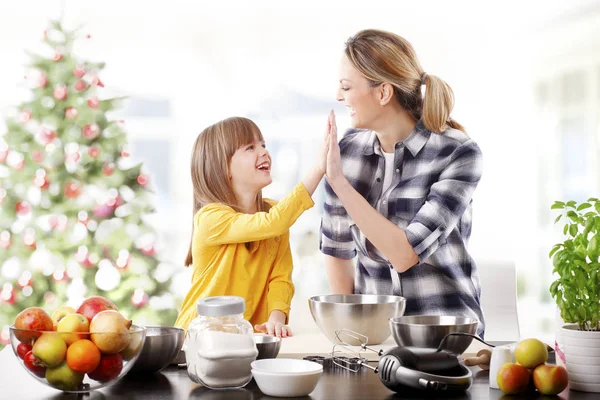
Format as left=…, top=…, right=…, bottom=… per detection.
left=326, top=110, right=344, bottom=185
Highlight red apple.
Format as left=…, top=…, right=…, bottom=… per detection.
left=23, top=351, right=46, bottom=378
left=17, top=343, right=32, bottom=359
left=14, top=307, right=54, bottom=343
left=76, top=296, right=118, bottom=323
left=497, top=363, right=530, bottom=395
left=533, top=363, right=569, bottom=395
left=88, top=353, right=123, bottom=382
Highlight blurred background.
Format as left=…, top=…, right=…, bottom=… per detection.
left=1, top=0, right=600, bottom=345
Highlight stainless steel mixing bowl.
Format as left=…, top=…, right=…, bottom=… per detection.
left=254, top=334, right=282, bottom=359
left=389, top=315, right=478, bottom=355
left=128, top=326, right=185, bottom=373
left=308, top=294, right=406, bottom=345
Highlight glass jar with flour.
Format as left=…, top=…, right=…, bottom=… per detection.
left=183, top=296, right=258, bottom=389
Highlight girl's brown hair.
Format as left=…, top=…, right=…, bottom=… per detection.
left=345, top=29, right=465, bottom=133
left=184, top=117, right=269, bottom=266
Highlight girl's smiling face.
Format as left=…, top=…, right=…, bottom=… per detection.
left=229, top=137, right=272, bottom=195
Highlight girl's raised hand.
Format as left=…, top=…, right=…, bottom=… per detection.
left=326, top=110, right=344, bottom=185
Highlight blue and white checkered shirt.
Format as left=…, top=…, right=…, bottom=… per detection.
left=320, top=120, right=485, bottom=337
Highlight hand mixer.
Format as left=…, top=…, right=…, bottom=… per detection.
left=331, top=329, right=495, bottom=394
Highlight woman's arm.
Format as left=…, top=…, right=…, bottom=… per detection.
left=324, top=255, right=354, bottom=294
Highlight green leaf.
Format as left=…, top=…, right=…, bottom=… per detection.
left=588, top=197, right=599, bottom=202
left=564, top=224, right=569, bottom=235
left=577, top=203, right=592, bottom=211
left=567, top=201, right=577, bottom=208
left=552, top=202, right=566, bottom=210
left=554, top=214, right=563, bottom=224
left=570, top=224, right=578, bottom=237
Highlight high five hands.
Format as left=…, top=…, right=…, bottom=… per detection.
left=325, top=110, right=344, bottom=186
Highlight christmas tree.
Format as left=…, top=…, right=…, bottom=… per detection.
left=0, top=21, right=177, bottom=349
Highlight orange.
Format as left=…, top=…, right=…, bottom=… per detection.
left=66, top=339, right=101, bottom=374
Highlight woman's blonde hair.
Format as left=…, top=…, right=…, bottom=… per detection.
left=344, top=29, right=465, bottom=134
left=184, top=117, right=269, bottom=266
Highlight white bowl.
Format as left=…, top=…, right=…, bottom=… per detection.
left=251, top=358, right=323, bottom=374
left=250, top=359, right=323, bottom=397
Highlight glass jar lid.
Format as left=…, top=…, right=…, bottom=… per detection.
left=196, top=296, right=246, bottom=317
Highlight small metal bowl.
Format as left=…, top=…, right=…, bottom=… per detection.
left=254, top=334, right=281, bottom=360
left=129, top=326, right=185, bottom=373
left=389, top=315, right=478, bottom=355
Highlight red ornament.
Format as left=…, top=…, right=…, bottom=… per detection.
left=86, top=34, right=91, bottom=39
left=75, top=80, right=87, bottom=92
left=137, top=174, right=149, bottom=186
left=65, top=107, right=79, bottom=120
left=48, top=216, right=59, bottom=230
left=37, top=72, right=47, bottom=88
left=93, top=204, right=113, bottom=218
left=39, top=127, right=56, bottom=144
left=17, top=273, right=32, bottom=289
left=131, top=289, right=148, bottom=308
left=32, top=151, right=44, bottom=163
left=73, top=65, right=86, bottom=78
left=53, top=85, right=67, bottom=100
left=66, top=151, right=81, bottom=163
left=0, top=231, right=11, bottom=249
left=19, top=110, right=32, bottom=123
left=90, top=76, right=104, bottom=87
left=88, top=146, right=100, bottom=158
left=52, top=269, right=68, bottom=283
left=83, top=124, right=100, bottom=140
left=103, top=162, right=115, bottom=176
left=87, top=97, right=100, bottom=109
left=120, top=148, right=130, bottom=158
left=23, top=230, right=36, bottom=249
left=51, top=50, right=62, bottom=62
left=15, top=201, right=31, bottom=216
left=64, top=181, right=82, bottom=199
left=0, top=287, right=16, bottom=305
left=140, top=245, right=156, bottom=257
left=34, top=175, right=50, bottom=189
left=106, top=195, right=122, bottom=208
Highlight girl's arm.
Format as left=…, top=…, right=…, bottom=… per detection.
left=324, top=255, right=354, bottom=294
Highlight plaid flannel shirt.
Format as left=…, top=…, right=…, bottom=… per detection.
left=320, top=120, right=485, bottom=337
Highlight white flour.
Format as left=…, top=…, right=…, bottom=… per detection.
left=184, top=329, right=258, bottom=388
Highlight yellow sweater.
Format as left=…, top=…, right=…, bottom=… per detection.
left=174, top=183, right=314, bottom=332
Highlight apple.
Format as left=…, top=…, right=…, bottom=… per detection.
left=56, top=313, right=89, bottom=345
left=514, top=338, right=548, bottom=369
left=76, top=296, right=118, bottom=323
left=497, top=363, right=530, bottom=395
left=32, top=333, right=67, bottom=367
left=45, top=361, right=84, bottom=391
left=533, top=364, right=569, bottom=395
left=90, top=310, right=131, bottom=354
left=51, top=306, right=76, bottom=330
left=23, top=351, right=46, bottom=378
left=17, top=343, right=32, bottom=359
left=14, top=307, right=53, bottom=343
left=88, top=353, right=123, bottom=382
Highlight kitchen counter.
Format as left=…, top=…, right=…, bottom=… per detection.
left=0, top=336, right=595, bottom=400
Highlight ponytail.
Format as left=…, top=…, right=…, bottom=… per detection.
left=421, top=74, right=466, bottom=134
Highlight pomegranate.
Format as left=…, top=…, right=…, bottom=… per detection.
left=90, top=310, right=132, bottom=354
left=14, top=307, right=53, bottom=343
left=76, top=296, right=117, bottom=323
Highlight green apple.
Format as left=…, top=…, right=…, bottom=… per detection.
left=32, top=333, right=67, bottom=367
left=57, top=313, right=89, bottom=345
left=45, top=362, right=84, bottom=391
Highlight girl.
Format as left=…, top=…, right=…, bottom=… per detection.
left=175, top=116, right=328, bottom=338
left=321, top=29, right=486, bottom=337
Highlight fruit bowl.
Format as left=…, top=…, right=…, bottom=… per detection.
left=9, top=325, right=146, bottom=392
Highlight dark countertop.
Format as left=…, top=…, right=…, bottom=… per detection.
left=0, top=348, right=595, bottom=399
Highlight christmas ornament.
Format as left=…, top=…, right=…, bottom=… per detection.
left=19, top=110, right=32, bottom=123
left=103, top=162, right=115, bottom=176
left=0, top=231, right=10, bottom=249
left=65, top=107, right=78, bottom=120
left=73, top=65, right=86, bottom=78
left=37, top=72, right=48, bottom=88
left=93, top=204, right=113, bottom=218
left=31, top=150, right=44, bottom=163
left=15, top=201, right=31, bottom=216
left=53, top=84, right=67, bottom=100
left=52, top=268, right=68, bottom=282
left=23, top=228, right=36, bottom=249
left=140, top=244, right=156, bottom=257
left=17, top=272, right=32, bottom=289
left=87, top=97, right=99, bottom=109
left=64, top=181, right=82, bottom=199
left=137, top=174, right=149, bottom=186
left=88, top=146, right=100, bottom=158
left=116, top=250, right=130, bottom=269
left=52, top=50, right=63, bottom=62
left=7, top=152, right=25, bottom=170
left=39, top=127, right=56, bottom=144
left=74, top=80, right=87, bottom=92
left=0, top=285, right=16, bottom=305
left=120, top=146, right=130, bottom=158
left=34, top=169, right=50, bottom=189
left=90, top=76, right=104, bottom=87
left=131, top=288, right=148, bottom=308
left=83, top=124, right=100, bottom=140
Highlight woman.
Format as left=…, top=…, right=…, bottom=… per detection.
left=321, top=29, right=485, bottom=336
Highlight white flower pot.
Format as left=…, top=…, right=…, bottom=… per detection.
left=561, top=324, right=600, bottom=392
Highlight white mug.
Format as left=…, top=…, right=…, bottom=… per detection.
left=489, top=346, right=512, bottom=389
